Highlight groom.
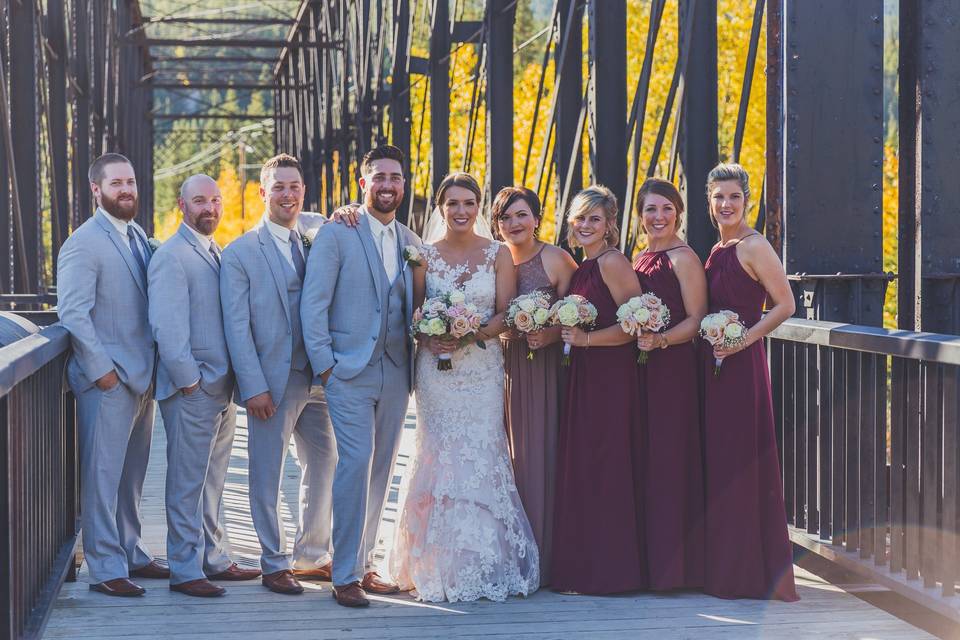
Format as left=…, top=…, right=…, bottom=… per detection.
left=302, top=145, right=421, bottom=607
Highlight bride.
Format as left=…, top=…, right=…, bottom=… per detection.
left=391, top=172, right=540, bottom=602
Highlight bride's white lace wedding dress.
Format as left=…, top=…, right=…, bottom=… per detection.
left=391, top=241, right=540, bottom=602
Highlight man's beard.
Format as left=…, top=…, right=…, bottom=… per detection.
left=101, top=191, right=138, bottom=221
left=192, top=212, right=218, bottom=235
left=367, top=189, right=401, bottom=214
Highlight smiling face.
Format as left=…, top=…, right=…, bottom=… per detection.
left=569, top=206, right=610, bottom=251
left=260, top=166, right=304, bottom=228
left=93, top=162, right=138, bottom=221
left=440, top=185, right=480, bottom=234
left=496, top=197, right=539, bottom=246
left=359, top=158, right=404, bottom=215
left=179, top=176, right=223, bottom=236
left=641, top=193, right=679, bottom=240
left=708, top=179, right=747, bottom=230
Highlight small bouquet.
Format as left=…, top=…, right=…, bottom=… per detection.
left=699, top=310, right=748, bottom=376
left=505, top=291, right=554, bottom=360
left=616, top=293, right=671, bottom=364
left=549, top=294, right=598, bottom=366
left=413, top=289, right=486, bottom=370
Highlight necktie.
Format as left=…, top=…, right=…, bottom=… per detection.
left=208, top=243, right=221, bottom=267
left=127, top=227, right=147, bottom=278
left=289, top=229, right=306, bottom=280
left=380, top=226, right=397, bottom=282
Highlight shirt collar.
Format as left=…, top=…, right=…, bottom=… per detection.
left=182, top=222, right=213, bottom=251
left=364, top=208, right=397, bottom=236
left=99, top=207, right=130, bottom=235
left=264, top=215, right=297, bottom=244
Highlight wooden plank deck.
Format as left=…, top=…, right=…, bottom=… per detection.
left=45, top=401, right=933, bottom=639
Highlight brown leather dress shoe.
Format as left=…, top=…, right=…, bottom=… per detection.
left=129, top=560, right=171, bottom=579
left=170, top=578, right=226, bottom=598
left=292, top=561, right=332, bottom=581
left=361, top=571, right=399, bottom=595
left=207, top=563, right=262, bottom=581
left=89, top=578, right=145, bottom=597
left=332, top=581, right=370, bottom=607
left=262, top=570, right=304, bottom=595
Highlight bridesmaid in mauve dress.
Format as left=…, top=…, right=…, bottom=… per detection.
left=551, top=186, right=647, bottom=594
left=700, top=164, right=799, bottom=601
left=493, top=187, right=577, bottom=586
left=632, top=178, right=707, bottom=591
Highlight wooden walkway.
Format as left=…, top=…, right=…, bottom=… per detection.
left=45, top=401, right=934, bottom=639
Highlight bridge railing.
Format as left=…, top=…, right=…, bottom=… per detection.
left=0, top=324, right=78, bottom=640
left=769, top=318, right=960, bottom=620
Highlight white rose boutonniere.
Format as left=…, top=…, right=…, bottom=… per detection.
left=403, top=245, right=422, bottom=267
left=147, top=237, right=161, bottom=252
left=301, top=227, right=318, bottom=249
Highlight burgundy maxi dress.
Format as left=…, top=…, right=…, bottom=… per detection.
left=634, top=248, right=705, bottom=590
left=701, top=241, right=799, bottom=601
left=551, top=252, right=648, bottom=594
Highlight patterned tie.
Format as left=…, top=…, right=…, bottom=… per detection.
left=126, top=226, right=147, bottom=278
left=289, top=229, right=306, bottom=280
left=208, top=243, right=221, bottom=267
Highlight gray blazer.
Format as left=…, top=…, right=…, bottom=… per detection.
left=57, top=209, right=156, bottom=396
left=301, top=211, right=420, bottom=387
left=148, top=223, right=233, bottom=401
left=220, top=213, right=324, bottom=406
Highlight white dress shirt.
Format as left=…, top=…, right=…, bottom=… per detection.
left=366, top=210, right=399, bottom=283
left=263, top=216, right=302, bottom=272
left=99, top=207, right=143, bottom=258
left=183, top=222, right=215, bottom=254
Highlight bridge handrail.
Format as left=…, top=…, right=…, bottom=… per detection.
left=0, top=325, right=71, bottom=396
left=769, top=317, right=960, bottom=364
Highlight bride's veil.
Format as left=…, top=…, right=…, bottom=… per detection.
left=421, top=206, right=495, bottom=244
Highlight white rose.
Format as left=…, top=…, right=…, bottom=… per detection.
left=635, top=307, right=651, bottom=324
left=417, top=320, right=432, bottom=334
left=533, top=308, right=550, bottom=325
left=518, top=298, right=537, bottom=313
left=556, top=303, right=580, bottom=326
left=427, top=317, right=446, bottom=335
left=403, top=245, right=422, bottom=262
left=724, top=323, right=744, bottom=339
left=448, top=290, right=466, bottom=305
left=627, top=297, right=644, bottom=312
left=303, top=228, right=319, bottom=242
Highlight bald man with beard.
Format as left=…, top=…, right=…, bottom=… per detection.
left=148, top=175, right=261, bottom=597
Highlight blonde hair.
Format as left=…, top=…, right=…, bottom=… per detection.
left=565, top=185, right=620, bottom=248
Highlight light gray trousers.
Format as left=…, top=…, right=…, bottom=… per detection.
left=324, top=356, right=408, bottom=586
left=159, top=387, right=236, bottom=584
left=75, top=381, right=155, bottom=583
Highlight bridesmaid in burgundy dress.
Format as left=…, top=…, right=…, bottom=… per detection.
left=633, top=178, right=707, bottom=590
left=701, top=164, right=799, bottom=601
left=551, top=185, right=647, bottom=594
left=494, top=186, right=577, bottom=586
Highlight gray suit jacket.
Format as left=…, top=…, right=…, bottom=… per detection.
left=148, top=223, right=233, bottom=401
left=57, top=208, right=156, bottom=395
left=220, top=214, right=323, bottom=406
left=301, top=211, right=420, bottom=388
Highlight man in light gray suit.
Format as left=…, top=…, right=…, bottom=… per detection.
left=302, top=145, right=421, bottom=607
left=148, top=175, right=262, bottom=597
left=220, top=154, right=336, bottom=595
left=57, top=153, right=168, bottom=597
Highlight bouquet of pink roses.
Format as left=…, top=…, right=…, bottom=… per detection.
left=616, top=293, right=671, bottom=364
left=413, top=289, right=486, bottom=370
left=505, top=291, right=554, bottom=360
left=699, top=310, right=748, bottom=376
left=549, top=294, right=598, bottom=366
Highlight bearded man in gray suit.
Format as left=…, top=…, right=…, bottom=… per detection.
left=220, top=154, right=336, bottom=595
left=57, top=153, right=168, bottom=597
left=302, top=145, right=421, bottom=607
left=147, top=175, right=262, bottom=597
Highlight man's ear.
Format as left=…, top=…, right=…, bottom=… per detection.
left=358, top=175, right=367, bottom=192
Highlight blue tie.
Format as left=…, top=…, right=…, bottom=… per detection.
left=289, top=230, right=306, bottom=280
left=127, top=227, right=147, bottom=277
left=208, top=243, right=221, bottom=267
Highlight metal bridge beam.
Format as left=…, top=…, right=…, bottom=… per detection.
left=587, top=0, right=626, bottom=209
left=486, top=0, right=516, bottom=198
left=429, top=0, right=451, bottom=196
left=391, top=0, right=412, bottom=223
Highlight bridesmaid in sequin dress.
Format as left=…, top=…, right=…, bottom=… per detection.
left=701, top=164, right=799, bottom=601
left=551, top=186, right=647, bottom=594
left=494, top=187, right=577, bottom=586
left=632, top=178, right=707, bottom=591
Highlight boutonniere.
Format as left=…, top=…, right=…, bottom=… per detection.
left=147, top=237, right=161, bottom=252
left=302, top=228, right=318, bottom=250
left=402, top=245, right=422, bottom=267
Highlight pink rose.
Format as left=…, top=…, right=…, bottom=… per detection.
left=641, top=293, right=661, bottom=310
left=447, top=304, right=465, bottom=318
left=449, top=316, right=472, bottom=338
left=619, top=317, right=640, bottom=335
left=704, top=325, right=723, bottom=345
left=514, top=310, right=536, bottom=333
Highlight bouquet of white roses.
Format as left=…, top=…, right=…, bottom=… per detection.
left=616, top=293, right=671, bottom=365
left=549, top=294, right=598, bottom=366
left=505, top=291, right=554, bottom=360
left=699, top=310, right=747, bottom=376
left=413, top=289, right=486, bottom=370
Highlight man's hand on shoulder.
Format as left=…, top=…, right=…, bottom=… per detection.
left=330, top=203, right=362, bottom=227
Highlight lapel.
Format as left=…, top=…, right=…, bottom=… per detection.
left=257, top=224, right=292, bottom=326
left=95, top=209, right=147, bottom=299
left=357, top=213, right=385, bottom=302
left=397, top=224, right=415, bottom=317
left=178, top=224, right=219, bottom=274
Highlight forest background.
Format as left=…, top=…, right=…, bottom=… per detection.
left=148, top=0, right=900, bottom=327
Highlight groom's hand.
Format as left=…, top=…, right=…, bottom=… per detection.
left=246, top=392, right=276, bottom=420
left=330, top=203, right=361, bottom=227
left=320, top=367, right=332, bottom=385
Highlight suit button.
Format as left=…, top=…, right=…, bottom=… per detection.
left=371, top=336, right=377, bottom=342
left=376, top=307, right=381, bottom=312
